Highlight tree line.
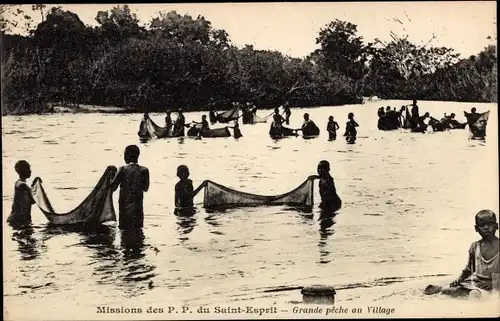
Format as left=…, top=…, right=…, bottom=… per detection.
left=1, top=5, right=497, bottom=115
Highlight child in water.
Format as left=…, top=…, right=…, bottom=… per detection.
left=327, top=116, right=340, bottom=141
left=8, top=160, right=36, bottom=228
left=344, top=112, right=359, bottom=142
left=309, top=160, right=342, bottom=213
left=425, top=210, right=499, bottom=297
left=111, top=145, right=150, bottom=229
left=174, top=165, right=208, bottom=215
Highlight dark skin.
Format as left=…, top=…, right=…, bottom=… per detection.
left=450, top=212, right=499, bottom=287
left=17, top=164, right=36, bottom=204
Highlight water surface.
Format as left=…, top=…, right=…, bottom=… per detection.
left=2, top=100, right=498, bottom=319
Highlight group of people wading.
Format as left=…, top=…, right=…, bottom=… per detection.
left=377, top=99, right=482, bottom=135
left=269, top=106, right=359, bottom=143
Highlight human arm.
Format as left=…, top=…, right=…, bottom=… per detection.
left=449, top=243, right=475, bottom=287
left=335, top=122, right=340, bottom=130
left=110, top=167, right=124, bottom=192
left=193, top=180, right=209, bottom=197
left=142, top=168, right=150, bottom=192
left=21, top=182, right=36, bottom=204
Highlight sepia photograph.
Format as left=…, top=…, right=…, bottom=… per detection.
left=2, top=1, right=498, bottom=319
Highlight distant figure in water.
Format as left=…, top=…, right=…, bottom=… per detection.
left=344, top=112, right=359, bottom=143
left=174, top=165, right=207, bottom=216
left=8, top=160, right=35, bottom=228
left=417, top=112, right=430, bottom=128
left=425, top=210, right=499, bottom=297
left=231, top=120, right=242, bottom=139
left=327, top=116, right=339, bottom=141
left=138, top=113, right=150, bottom=138
left=173, top=108, right=186, bottom=136
left=165, top=110, right=173, bottom=132
left=300, top=113, right=320, bottom=136
left=283, top=102, right=292, bottom=125
left=411, top=99, right=419, bottom=121
left=111, top=145, right=150, bottom=229
left=271, top=107, right=286, bottom=136
left=309, top=160, right=342, bottom=213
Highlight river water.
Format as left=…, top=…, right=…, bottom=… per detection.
left=2, top=100, right=499, bottom=319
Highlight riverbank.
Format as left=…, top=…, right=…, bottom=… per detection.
left=2, top=98, right=377, bottom=116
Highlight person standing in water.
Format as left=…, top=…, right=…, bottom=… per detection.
left=327, top=116, right=340, bottom=141
left=174, top=165, right=208, bottom=215
left=309, top=160, right=342, bottom=213
left=111, top=145, right=150, bottom=230
left=410, top=99, right=419, bottom=127
left=8, top=160, right=36, bottom=228
left=270, top=107, right=286, bottom=137
left=165, top=110, right=173, bottom=133
left=344, top=112, right=359, bottom=142
left=173, top=108, right=186, bottom=137
left=283, top=102, right=292, bottom=125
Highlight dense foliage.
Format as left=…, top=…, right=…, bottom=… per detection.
left=1, top=5, right=497, bottom=115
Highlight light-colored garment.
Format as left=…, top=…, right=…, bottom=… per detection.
left=461, top=241, right=500, bottom=291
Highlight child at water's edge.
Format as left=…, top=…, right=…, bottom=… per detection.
left=447, top=210, right=499, bottom=295
left=425, top=210, right=500, bottom=297
left=8, top=160, right=36, bottom=228
left=174, top=165, right=207, bottom=215
left=309, top=160, right=342, bottom=213
left=111, top=145, right=149, bottom=229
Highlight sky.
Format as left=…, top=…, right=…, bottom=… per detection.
left=7, top=2, right=497, bottom=58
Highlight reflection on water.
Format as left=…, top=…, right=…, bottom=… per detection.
left=176, top=214, right=197, bottom=236
left=11, top=226, right=41, bottom=261
left=318, top=211, right=337, bottom=264
left=2, top=100, right=498, bottom=317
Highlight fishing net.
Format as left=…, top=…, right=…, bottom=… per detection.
left=138, top=118, right=174, bottom=138
left=202, top=178, right=314, bottom=209
left=187, top=124, right=231, bottom=137
left=252, top=113, right=268, bottom=123
left=464, top=110, right=490, bottom=139
left=31, top=166, right=117, bottom=225
left=216, top=108, right=240, bottom=123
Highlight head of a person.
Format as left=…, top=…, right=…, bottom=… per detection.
left=424, top=112, right=430, bottom=118
left=274, top=108, right=279, bottom=114
left=202, top=115, right=207, bottom=121
left=178, top=108, right=183, bottom=114
left=413, top=99, right=417, bottom=105
left=386, top=106, right=391, bottom=111
left=124, top=145, right=140, bottom=164
left=393, top=107, right=396, bottom=111
left=471, top=107, right=477, bottom=113
left=348, top=112, right=354, bottom=120
left=450, top=113, right=456, bottom=119
left=317, top=160, right=330, bottom=177
left=177, top=165, right=190, bottom=180
left=143, top=112, right=149, bottom=120
left=166, top=110, right=171, bottom=115
left=15, top=160, right=31, bottom=179
left=303, top=113, right=309, bottom=121
left=401, top=106, right=406, bottom=110
left=234, top=120, right=239, bottom=127
left=329, top=116, right=334, bottom=121
left=474, top=210, right=498, bottom=238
